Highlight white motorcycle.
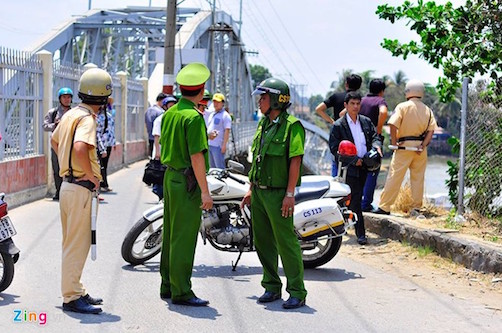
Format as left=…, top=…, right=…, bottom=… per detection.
left=121, top=161, right=356, bottom=270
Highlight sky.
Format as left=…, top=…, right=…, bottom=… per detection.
left=0, top=0, right=463, bottom=97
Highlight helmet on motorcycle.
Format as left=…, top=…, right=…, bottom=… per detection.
left=58, top=87, right=73, bottom=98
left=363, top=147, right=381, bottom=171
left=338, top=140, right=358, bottom=165
left=78, top=68, right=113, bottom=105
left=405, top=79, right=425, bottom=99
left=252, top=78, right=291, bottom=111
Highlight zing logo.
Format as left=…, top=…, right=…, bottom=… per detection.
left=13, top=309, right=47, bottom=326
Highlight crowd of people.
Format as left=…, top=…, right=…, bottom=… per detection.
left=44, top=62, right=436, bottom=315
left=318, top=75, right=437, bottom=245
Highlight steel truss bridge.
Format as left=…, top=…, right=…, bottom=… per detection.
left=30, top=6, right=331, bottom=175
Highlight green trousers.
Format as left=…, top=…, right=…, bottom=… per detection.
left=160, top=169, right=201, bottom=301
left=251, top=188, right=307, bottom=300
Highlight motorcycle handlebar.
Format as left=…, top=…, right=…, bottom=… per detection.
left=227, top=172, right=246, bottom=185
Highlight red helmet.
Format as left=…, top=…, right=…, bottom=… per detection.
left=338, top=140, right=357, bottom=156
left=338, top=140, right=358, bottom=165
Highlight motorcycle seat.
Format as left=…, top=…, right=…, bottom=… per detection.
left=295, top=180, right=330, bottom=204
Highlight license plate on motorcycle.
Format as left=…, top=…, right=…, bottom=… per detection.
left=0, top=216, right=17, bottom=241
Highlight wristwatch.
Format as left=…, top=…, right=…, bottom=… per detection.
left=285, top=191, right=294, bottom=198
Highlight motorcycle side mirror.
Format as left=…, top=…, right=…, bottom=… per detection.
left=227, top=160, right=245, bottom=174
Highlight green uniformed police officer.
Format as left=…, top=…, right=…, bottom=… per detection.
left=241, top=78, right=307, bottom=309
left=159, top=62, right=213, bottom=306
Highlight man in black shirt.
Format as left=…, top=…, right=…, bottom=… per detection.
left=316, top=74, right=362, bottom=176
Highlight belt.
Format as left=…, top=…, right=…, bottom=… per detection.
left=166, top=165, right=188, bottom=172
left=64, top=176, right=95, bottom=192
left=398, top=135, right=425, bottom=142
left=253, top=183, right=283, bottom=190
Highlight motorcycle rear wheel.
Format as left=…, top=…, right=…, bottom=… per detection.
left=301, top=236, right=342, bottom=269
left=0, top=252, right=15, bottom=292
left=121, top=217, right=163, bottom=265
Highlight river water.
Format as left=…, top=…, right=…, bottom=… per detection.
left=373, top=155, right=453, bottom=208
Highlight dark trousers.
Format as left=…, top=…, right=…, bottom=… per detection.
left=362, top=167, right=380, bottom=210
left=99, top=146, right=112, bottom=188
left=51, top=148, right=62, bottom=197
left=346, top=169, right=367, bottom=239
left=148, top=140, right=154, bottom=157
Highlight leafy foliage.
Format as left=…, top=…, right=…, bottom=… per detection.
left=249, top=64, right=272, bottom=87
left=376, top=0, right=502, bottom=102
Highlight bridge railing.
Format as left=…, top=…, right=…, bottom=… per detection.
left=227, top=121, right=258, bottom=160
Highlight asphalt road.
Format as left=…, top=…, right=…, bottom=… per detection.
left=1, top=160, right=501, bottom=333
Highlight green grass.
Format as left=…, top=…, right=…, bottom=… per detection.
left=417, top=245, right=434, bottom=257
left=444, top=208, right=461, bottom=230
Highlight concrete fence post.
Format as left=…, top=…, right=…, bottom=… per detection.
left=117, top=71, right=128, bottom=164
left=36, top=50, right=53, bottom=195
left=139, top=77, right=149, bottom=149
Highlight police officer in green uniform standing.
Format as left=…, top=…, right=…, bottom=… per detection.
left=159, top=62, right=213, bottom=307
left=241, top=78, right=307, bottom=309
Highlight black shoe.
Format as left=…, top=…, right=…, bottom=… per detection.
left=372, top=208, right=390, bottom=215
left=258, top=291, right=281, bottom=303
left=82, top=294, right=103, bottom=305
left=362, top=206, right=372, bottom=212
left=357, top=236, right=368, bottom=245
left=282, top=297, right=306, bottom=309
left=52, top=195, right=59, bottom=201
left=160, top=292, right=171, bottom=299
left=172, top=296, right=209, bottom=307
left=63, top=296, right=102, bottom=314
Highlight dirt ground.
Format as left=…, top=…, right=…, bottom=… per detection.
left=342, top=228, right=502, bottom=313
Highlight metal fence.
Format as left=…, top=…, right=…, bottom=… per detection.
left=53, top=60, right=82, bottom=107
left=458, top=79, right=502, bottom=217
left=227, top=121, right=257, bottom=160
left=1, top=46, right=147, bottom=163
left=0, top=47, right=44, bottom=160
left=126, top=79, right=144, bottom=141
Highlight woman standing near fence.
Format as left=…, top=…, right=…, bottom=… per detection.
left=96, top=96, right=116, bottom=192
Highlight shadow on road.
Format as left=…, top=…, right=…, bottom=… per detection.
left=304, top=267, right=363, bottom=282
left=122, top=262, right=263, bottom=279
left=122, top=262, right=160, bottom=273
left=164, top=301, right=221, bottom=319
left=0, top=293, right=20, bottom=306
left=247, top=295, right=317, bottom=314
left=56, top=306, right=121, bottom=324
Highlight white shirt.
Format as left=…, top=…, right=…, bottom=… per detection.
left=346, top=114, right=367, bottom=158
left=205, top=109, right=232, bottom=148
left=151, top=112, right=164, bottom=158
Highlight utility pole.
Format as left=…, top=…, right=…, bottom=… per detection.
left=163, top=0, right=177, bottom=94
left=208, top=0, right=216, bottom=93
left=238, top=0, right=243, bottom=40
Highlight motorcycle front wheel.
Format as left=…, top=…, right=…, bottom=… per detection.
left=121, top=217, right=163, bottom=265
left=301, top=236, right=342, bottom=269
left=0, top=252, right=15, bottom=292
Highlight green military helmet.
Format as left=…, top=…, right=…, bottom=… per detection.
left=252, top=78, right=291, bottom=110
left=176, top=62, right=210, bottom=88
left=203, top=89, right=212, bottom=101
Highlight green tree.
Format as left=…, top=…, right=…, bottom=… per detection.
left=308, top=94, right=324, bottom=114
left=249, top=64, right=272, bottom=87
left=376, top=0, right=502, bottom=102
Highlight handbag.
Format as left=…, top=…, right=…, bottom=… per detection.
left=142, top=159, right=166, bottom=185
